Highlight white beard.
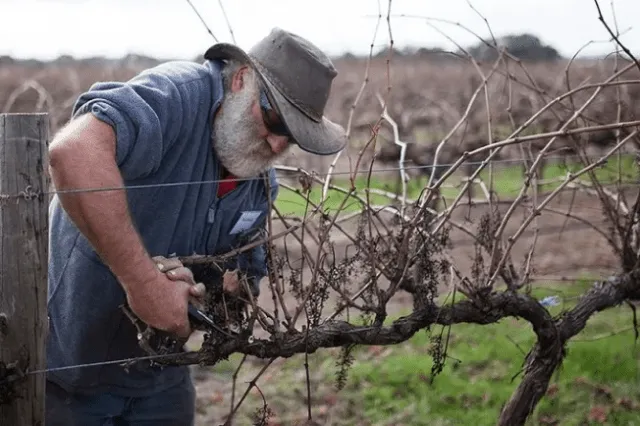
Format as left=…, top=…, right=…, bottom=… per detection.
left=212, top=75, right=287, bottom=178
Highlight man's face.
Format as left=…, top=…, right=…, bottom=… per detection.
left=213, top=67, right=291, bottom=178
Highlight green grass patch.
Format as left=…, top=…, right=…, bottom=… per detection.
left=336, top=281, right=640, bottom=425
left=274, top=174, right=428, bottom=216
left=274, top=154, right=639, bottom=217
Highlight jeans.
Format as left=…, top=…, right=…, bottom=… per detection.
left=45, top=374, right=196, bottom=426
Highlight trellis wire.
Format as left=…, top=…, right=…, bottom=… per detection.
left=0, top=153, right=635, bottom=201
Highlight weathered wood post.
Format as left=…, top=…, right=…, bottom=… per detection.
left=0, top=113, right=50, bottom=426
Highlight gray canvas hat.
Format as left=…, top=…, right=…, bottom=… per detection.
left=204, top=27, right=347, bottom=156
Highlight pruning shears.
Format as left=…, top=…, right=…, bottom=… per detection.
left=120, top=301, right=239, bottom=359
left=187, top=303, right=236, bottom=338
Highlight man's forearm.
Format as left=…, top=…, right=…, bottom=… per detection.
left=49, top=115, right=159, bottom=291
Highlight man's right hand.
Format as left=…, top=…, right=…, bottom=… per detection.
left=124, top=270, right=194, bottom=339
left=152, top=255, right=206, bottom=307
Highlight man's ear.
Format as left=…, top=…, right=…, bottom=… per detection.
left=230, top=65, right=251, bottom=93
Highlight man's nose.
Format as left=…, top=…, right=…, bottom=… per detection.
left=266, top=134, right=289, bottom=155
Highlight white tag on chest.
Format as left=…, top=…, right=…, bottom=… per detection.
left=229, top=211, right=262, bottom=235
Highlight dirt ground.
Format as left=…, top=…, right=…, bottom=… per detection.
left=188, top=153, right=634, bottom=425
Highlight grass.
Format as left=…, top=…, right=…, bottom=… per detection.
left=273, top=154, right=639, bottom=217
left=342, top=280, right=640, bottom=425
left=192, top=279, right=640, bottom=425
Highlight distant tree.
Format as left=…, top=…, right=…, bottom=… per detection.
left=53, top=55, right=76, bottom=65
left=0, top=56, right=15, bottom=65
left=468, top=33, right=562, bottom=62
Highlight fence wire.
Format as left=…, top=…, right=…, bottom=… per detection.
left=0, top=352, right=187, bottom=388
left=0, top=153, right=636, bottom=201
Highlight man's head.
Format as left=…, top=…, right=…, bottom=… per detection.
left=213, top=60, right=291, bottom=178
left=206, top=28, right=347, bottom=178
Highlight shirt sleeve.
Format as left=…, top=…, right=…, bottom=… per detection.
left=71, top=68, right=187, bottom=181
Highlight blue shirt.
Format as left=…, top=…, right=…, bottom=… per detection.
left=46, top=59, right=278, bottom=396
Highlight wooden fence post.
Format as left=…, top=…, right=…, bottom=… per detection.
left=0, top=113, right=50, bottom=426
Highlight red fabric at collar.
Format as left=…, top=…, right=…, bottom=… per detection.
left=217, top=170, right=238, bottom=197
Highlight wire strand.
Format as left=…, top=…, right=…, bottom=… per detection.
left=0, top=352, right=188, bottom=386
left=28, top=353, right=185, bottom=376
left=1, top=153, right=634, bottom=200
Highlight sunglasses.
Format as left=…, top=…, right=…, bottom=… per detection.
left=259, top=88, right=292, bottom=138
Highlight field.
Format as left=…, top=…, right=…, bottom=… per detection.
left=3, top=45, right=640, bottom=425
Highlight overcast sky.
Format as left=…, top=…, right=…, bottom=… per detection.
left=1, top=0, right=639, bottom=60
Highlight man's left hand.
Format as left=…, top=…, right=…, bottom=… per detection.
left=222, top=269, right=243, bottom=297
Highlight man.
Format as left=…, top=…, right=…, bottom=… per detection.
left=45, top=27, right=347, bottom=425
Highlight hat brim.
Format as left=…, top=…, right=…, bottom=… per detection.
left=204, top=43, right=347, bottom=156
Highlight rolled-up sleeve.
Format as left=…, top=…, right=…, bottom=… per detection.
left=71, top=70, right=185, bottom=181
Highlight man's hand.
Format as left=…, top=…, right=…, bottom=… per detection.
left=124, top=270, right=194, bottom=338
left=157, top=258, right=243, bottom=299
left=222, top=269, right=243, bottom=296
left=153, top=256, right=206, bottom=306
